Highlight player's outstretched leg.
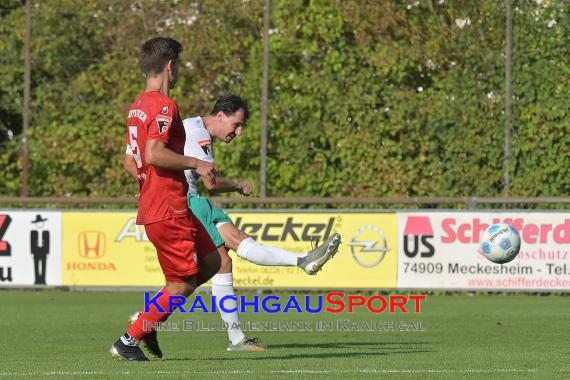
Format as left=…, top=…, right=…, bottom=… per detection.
left=297, top=233, right=342, bottom=275
left=127, top=311, right=163, bottom=359
left=223, top=223, right=342, bottom=274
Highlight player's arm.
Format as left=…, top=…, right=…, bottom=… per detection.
left=123, top=144, right=138, bottom=180
left=182, top=130, right=249, bottom=194
left=146, top=139, right=218, bottom=185
left=124, top=154, right=138, bottom=180
left=202, top=175, right=253, bottom=196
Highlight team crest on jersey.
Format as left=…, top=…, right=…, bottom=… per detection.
left=198, top=139, right=211, bottom=155
left=156, top=115, right=172, bottom=134
left=161, top=106, right=169, bottom=115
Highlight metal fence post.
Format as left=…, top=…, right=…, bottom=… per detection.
left=260, top=0, right=270, bottom=198
left=21, top=0, right=32, bottom=196
left=504, top=0, right=513, bottom=195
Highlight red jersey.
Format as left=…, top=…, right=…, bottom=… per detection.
left=125, top=91, right=190, bottom=225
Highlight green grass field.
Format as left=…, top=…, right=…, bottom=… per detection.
left=1, top=290, right=569, bottom=379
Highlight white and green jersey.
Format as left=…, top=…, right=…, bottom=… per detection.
left=182, top=116, right=214, bottom=196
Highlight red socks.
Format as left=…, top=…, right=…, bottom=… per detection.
left=127, top=288, right=173, bottom=340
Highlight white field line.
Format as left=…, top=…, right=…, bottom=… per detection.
left=0, top=368, right=544, bottom=377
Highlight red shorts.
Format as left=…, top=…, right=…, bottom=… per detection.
left=145, top=213, right=217, bottom=282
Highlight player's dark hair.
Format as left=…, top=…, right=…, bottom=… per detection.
left=210, top=95, right=250, bottom=124
left=139, top=37, right=183, bottom=75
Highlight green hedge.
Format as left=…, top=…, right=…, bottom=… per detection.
left=0, top=0, right=568, bottom=206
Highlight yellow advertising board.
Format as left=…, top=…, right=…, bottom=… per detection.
left=62, top=211, right=398, bottom=288
left=227, top=212, right=398, bottom=288
left=62, top=212, right=162, bottom=286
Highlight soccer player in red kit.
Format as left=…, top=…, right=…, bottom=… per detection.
left=110, top=37, right=221, bottom=361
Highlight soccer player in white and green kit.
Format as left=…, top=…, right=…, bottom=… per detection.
left=125, top=95, right=341, bottom=353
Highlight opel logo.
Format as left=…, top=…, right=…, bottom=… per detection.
left=347, top=225, right=390, bottom=268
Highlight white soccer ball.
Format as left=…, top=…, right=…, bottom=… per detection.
left=479, top=223, right=521, bottom=264
left=127, top=311, right=141, bottom=325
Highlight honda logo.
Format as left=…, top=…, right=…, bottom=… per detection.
left=78, top=231, right=106, bottom=258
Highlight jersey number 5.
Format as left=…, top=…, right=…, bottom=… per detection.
left=128, top=126, right=143, bottom=169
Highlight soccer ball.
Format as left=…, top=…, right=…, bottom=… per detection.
left=479, top=223, right=521, bottom=264
left=127, top=311, right=141, bottom=325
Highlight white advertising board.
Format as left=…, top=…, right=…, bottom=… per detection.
left=397, top=212, right=570, bottom=290
left=0, top=211, right=62, bottom=286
